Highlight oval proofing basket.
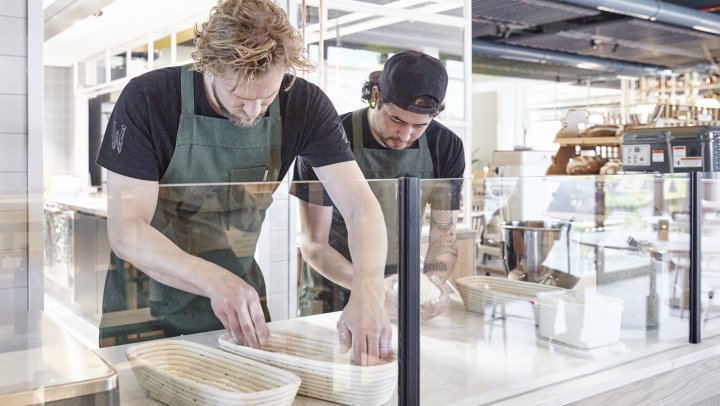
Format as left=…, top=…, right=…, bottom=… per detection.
left=126, top=340, right=301, bottom=406
left=456, top=276, right=565, bottom=322
left=218, top=332, right=397, bottom=406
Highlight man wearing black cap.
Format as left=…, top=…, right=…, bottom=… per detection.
left=293, top=50, right=465, bottom=321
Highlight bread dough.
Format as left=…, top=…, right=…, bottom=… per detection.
left=392, top=274, right=442, bottom=303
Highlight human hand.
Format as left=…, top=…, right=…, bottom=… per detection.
left=419, top=276, right=449, bottom=321
left=383, top=273, right=448, bottom=321
left=209, top=273, right=269, bottom=349
left=337, top=284, right=393, bottom=366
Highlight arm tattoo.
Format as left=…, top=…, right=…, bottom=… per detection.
left=424, top=261, right=448, bottom=273
left=431, top=210, right=454, bottom=233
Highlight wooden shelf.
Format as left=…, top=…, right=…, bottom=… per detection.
left=554, top=136, right=621, bottom=146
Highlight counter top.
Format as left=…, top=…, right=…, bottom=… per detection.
left=45, top=191, right=108, bottom=218
left=0, top=311, right=118, bottom=404
left=93, top=294, right=720, bottom=405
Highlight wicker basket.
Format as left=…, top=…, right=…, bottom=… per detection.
left=456, top=276, right=565, bottom=322
left=218, top=331, right=397, bottom=406
left=126, top=340, right=301, bottom=406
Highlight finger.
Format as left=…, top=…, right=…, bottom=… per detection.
left=250, top=300, right=269, bottom=347
left=380, top=329, right=393, bottom=360
left=354, top=333, right=367, bottom=366
left=337, top=319, right=352, bottom=354
left=366, top=334, right=381, bottom=366
left=238, top=304, right=260, bottom=349
left=224, top=307, right=244, bottom=345
left=214, top=308, right=231, bottom=334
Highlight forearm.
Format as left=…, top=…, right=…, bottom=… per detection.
left=423, top=210, right=459, bottom=284
left=299, top=239, right=354, bottom=289
left=344, top=201, right=387, bottom=291
left=109, top=218, right=233, bottom=298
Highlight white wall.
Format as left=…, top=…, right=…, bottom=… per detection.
left=44, top=66, right=75, bottom=182
left=0, top=0, right=29, bottom=311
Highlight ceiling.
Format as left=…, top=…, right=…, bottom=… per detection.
left=44, top=0, right=215, bottom=66
left=44, top=0, right=720, bottom=84
left=471, top=0, right=720, bottom=81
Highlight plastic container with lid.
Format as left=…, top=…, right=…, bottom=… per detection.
left=537, top=290, right=623, bottom=349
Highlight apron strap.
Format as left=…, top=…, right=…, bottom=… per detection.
left=351, top=108, right=366, bottom=152
left=180, top=64, right=196, bottom=116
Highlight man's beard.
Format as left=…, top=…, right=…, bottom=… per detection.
left=212, top=81, right=266, bottom=128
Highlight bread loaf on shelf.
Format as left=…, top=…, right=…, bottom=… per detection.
left=579, top=125, right=621, bottom=138
left=565, top=156, right=608, bottom=175
left=599, top=160, right=621, bottom=175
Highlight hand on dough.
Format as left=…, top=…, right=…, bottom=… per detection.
left=383, top=273, right=449, bottom=321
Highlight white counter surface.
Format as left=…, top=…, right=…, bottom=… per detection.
left=45, top=192, right=108, bottom=218
left=94, top=296, right=720, bottom=405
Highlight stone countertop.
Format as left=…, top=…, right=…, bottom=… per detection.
left=92, top=294, right=720, bottom=405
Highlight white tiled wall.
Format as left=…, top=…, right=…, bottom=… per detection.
left=255, top=179, right=297, bottom=321
left=0, top=0, right=28, bottom=312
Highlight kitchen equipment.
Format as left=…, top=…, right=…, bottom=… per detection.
left=621, top=126, right=720, bottom=173
left=126, top=340, right=301, bottom=406
left=537, top=290, right=624, bottom=349
left=501, top=220, right=578, bottom=288
left=218, top=330, right=397, bottom=406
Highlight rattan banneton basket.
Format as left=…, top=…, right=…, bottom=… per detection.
left=126, top=340, right=301, bottom=406
left=218, top=331, right=397, bottom=406
left=456, top=276, right=565, bottom=322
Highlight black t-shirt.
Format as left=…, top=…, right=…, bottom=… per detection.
left=96, top=66, right=354, bottom=181
left=293, top=107, right=465, bottom=209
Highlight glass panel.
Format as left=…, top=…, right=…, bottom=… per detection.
left=110, top=51, right=126, bottom=81
left=700, top=172, right=720, bottom=338
left=129, top=44, right=151, bottom=77
left=153, top=33, right=173, bottom=69
left=176, top=27, right=197, bottom=64
left=290, top=178, right=399, bottom=404
left=424, top=173, right=691, bottom=404
left=95, top=54, right=107, bottom=85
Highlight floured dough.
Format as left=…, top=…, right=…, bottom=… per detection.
left=392, top=274, right=442, bottom=303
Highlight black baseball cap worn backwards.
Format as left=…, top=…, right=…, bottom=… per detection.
left=378, top=50, right=448, bottom=115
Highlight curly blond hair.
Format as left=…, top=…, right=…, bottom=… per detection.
left=192, top=0, right=313, bottom=87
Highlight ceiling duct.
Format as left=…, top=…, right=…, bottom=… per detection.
left=557, top=0, right=720, bottom=35
left=472, top=39, right=663, bottom=76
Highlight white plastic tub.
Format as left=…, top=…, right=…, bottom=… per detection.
left=537, top=290, right=623, bottom=349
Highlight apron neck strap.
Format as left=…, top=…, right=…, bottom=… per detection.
left=351, top=108, right=366, bottom=151
left=180, top=64, right=196, bottom=116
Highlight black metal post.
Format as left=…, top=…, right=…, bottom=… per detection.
left=689, top=172, right=702, bottom=344
left=398, top=177, right=421, bottom=406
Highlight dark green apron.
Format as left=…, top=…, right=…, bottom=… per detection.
left=101, top=65, right=282, bottom=338
left=298, top=108, right=433, bottom=316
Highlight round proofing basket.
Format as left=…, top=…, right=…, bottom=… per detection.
left=126, top=340, right=301, bottom=406
left=218, top=332, right=397, bottom=406
left=456, top=276, right=565, bottom=322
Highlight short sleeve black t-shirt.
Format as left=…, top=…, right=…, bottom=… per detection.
left=292, top=108, right=465, bottom=209
left=96, top=66, right=354, bottom=182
